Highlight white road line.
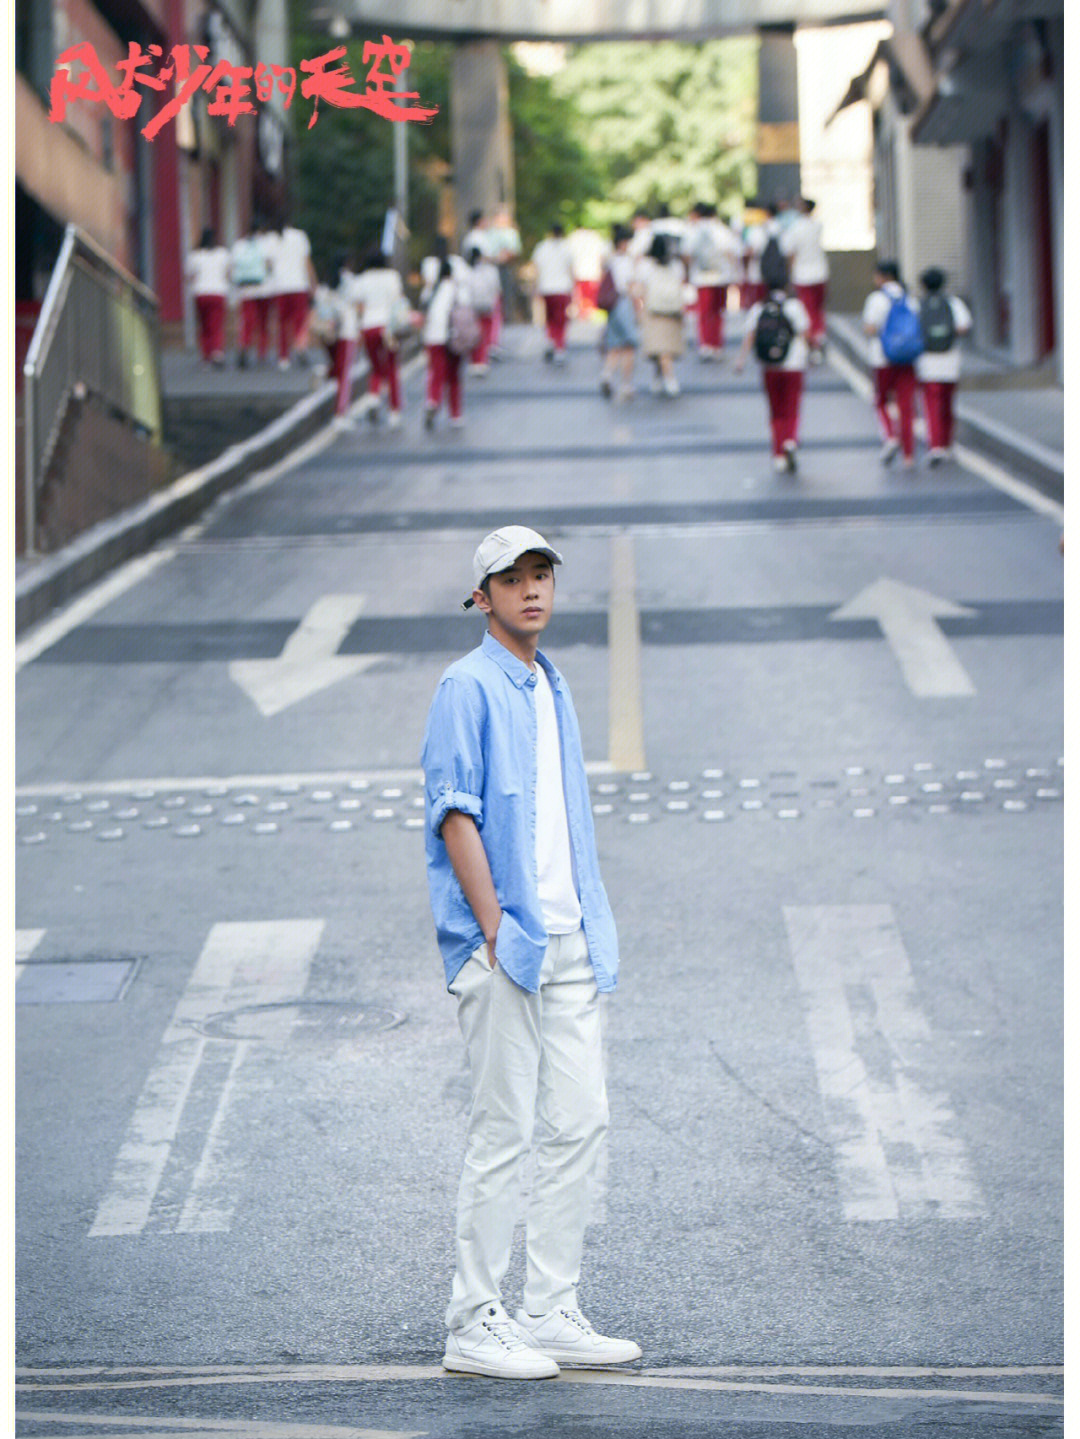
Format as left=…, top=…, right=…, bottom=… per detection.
left=16, top=762, right=616, bottom=799
left=91, top=921, right=324, bottom=1238
left=229, top=596, right=385, bottom=718
left=783, top=905, right=986, bottom=1222
left=16, top=927, right=46, bottom=980
left=15, top=550, right=178, bottom=672
left=608, top=532, right=647, bottom=772
left=826, top=345, right=1064, bottom=524
left=15, top=1415, right=426, bottom=1438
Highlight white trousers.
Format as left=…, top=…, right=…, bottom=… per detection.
left=446, top=927, right=609, bottom=1332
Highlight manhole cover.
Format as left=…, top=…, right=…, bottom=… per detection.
left=194, top=1001, right=406, bottom=1041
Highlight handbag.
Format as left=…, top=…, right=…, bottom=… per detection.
left=596, top=266, right=619, bottom=313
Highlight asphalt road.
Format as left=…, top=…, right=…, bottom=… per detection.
left=15, top=320, right=1064, bottom=1437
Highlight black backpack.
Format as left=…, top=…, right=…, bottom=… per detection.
left=754, top=298, right=794, bottom=364
left=920, top=292, right=956, bottom=353
left=760, top=234, right=788, bottom=290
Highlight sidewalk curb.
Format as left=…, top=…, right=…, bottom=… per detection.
left=15, top=345, right=399, bottom=635
left=825, top=317, right=1064, bottom=505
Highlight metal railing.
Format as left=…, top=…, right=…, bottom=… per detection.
left=22, top=224, right=163, bottom=556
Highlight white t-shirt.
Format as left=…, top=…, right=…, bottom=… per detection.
left=531, top=237, right=574, bottom=295
left=780, top=215, right=829, bottom=285
left=745, top=294, right=811, bottom=371
left=421, top=252, right=469, bottom=305
left=349, top=267, right=404, bottom=331
left=272, top=226, right=312, bottom=295
left=423, top=276, right=463, bottom=345
left=915, top=295, right=972, bottom=382
left=533, top=664, right=582, bottom=935
left=683, top=219, right=742, bottom=285
left=186, top=247, right=230, bottom=296
left=607, top=250, right=637, bottom=295
left=467, top=259, right=501, bottom=315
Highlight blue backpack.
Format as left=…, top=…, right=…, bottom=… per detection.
left=879, top=291, right=924, bottom=364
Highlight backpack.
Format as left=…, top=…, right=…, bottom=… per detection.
left=232, top=238, right=267, bottom=287
left=596, top=266, right=618, bottom=313
left=646, top=261, right=684, bottom=316
left=879, top=291, right=924, bottom=364
left=447, top=294, right=481, bottom=356
left=754, top=298, right=794, bottom=364
left=760, top=234, right=788, bottom=290
left=919, top=292, right=956, bottom=353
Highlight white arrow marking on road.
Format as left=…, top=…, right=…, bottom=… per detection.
left=229, top=595, right=384, bottom=717
left=830, top=579, right=977, bottom=697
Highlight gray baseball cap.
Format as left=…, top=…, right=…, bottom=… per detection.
left=462, top=526, right=563, bottom=610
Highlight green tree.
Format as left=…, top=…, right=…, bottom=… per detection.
left=552, top=39, right=758, bottom=228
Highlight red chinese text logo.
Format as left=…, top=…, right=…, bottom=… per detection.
left=48, top=35, right=439, bottom=139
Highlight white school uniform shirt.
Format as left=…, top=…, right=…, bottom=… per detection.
left=231, top=232, right=276, bottom=300
left=462, top=226, right=490, bottom=259
left=422, top=276, right=461, bottom=345
left=349, top=267, right=404, bottom=331
left=186, top=247, right=230, bottom=297
left=915, top=295, right=972, bottom=383
left=532, top=662, right=582, bottom=934
left=607, top=250, right=638, bottom=295
left=531, top=236, right=575, bottom=295
left=745, top=293, right=811, bottom=371
left=421, top=252, right=469, bottom=305
left=333, top=276, right=360, bottom=342
left=271, top=227, right=312, bottom=295
left=862, top=281, right=908, bottom=368
left=780, top=214, right=829, bottom=285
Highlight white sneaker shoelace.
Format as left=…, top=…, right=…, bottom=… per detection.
left=482, top=1317, right=529, bottom=1352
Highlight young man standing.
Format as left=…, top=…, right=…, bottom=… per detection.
left=421, top=527, right=641, bottom=1381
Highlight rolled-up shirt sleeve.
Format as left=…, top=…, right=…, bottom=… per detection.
left=422, top=675, right=486, bottom=839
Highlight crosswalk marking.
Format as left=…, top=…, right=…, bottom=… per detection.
left=16, top=927, right=46, bottom=980
left=90, top=921, right=324, bottom=1238
left=783, top=904, right=986, bottom=1222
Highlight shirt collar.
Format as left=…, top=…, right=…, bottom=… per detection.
left=481, top=629, right=561, bottom=691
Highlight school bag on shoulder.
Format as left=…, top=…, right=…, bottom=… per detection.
left=596, top=266, right=618, bottom=312
left=232, top=237, right=267, bottom=287
left=919, top=292, right=956, bottom=353
left=447, top=289, right=481, bottom=356
left=754, top=298, right=794, bottom=364
left=879, top=291, right=924, bottom=364
left=760, top=234, right=788, bottom=290
left=646, top=261, right=684, bottom=317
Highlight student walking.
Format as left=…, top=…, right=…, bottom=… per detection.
left=466, top=245, right=501, bottom=374
left=683, top=203, right=741, bottom=358
left=636, top=233, right=685, bottom=396
left=350, top=246, right=406, bottom=427
left=781, top=197, right=829, bottom=360
left=531, top=223, right=575, bottom=364
left=916, top=267, right=972, bottom=464
left=327, top=254, right=360, bottom=420
left=423, top=258, right=466, bottom=429
left=231, top=217, right=275, bottom=367
left=271, top=219, right=316, bottom=368
left=597, top=225, right=640, bottom=401
left=735, top=285, right=811, bottom=471
left=185, top=227, right=230, bottom=366
left=421, top=525, right=642, bottom=1381
left=862, top=260, right=920, bottom=469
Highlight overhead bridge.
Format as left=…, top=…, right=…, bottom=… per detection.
left=314, top=0, right=887, bottom=242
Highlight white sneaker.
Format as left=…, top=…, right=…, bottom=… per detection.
left=443, top=1305, right=560, bottom=1380
left=880, top=438, right=900, bottom=465
left=663, top=375, right=680, bottom=396
left=773, top=454, right=788, bottom=472
left=515, top=1307, right=642, bottom=1368
left=387, top=410, right=402, bottom=429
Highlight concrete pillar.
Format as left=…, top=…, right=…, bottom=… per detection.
left=449, top=41, right=514, bottom=242
left=756, top=24, right=801, bottom=205
left=1003, top=100, right=1038, bottom=367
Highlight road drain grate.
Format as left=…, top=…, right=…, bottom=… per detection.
left=16, top=958, right=140, bottom=1004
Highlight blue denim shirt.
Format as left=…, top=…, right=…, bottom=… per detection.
left=421, top=630, right=619, bottom=994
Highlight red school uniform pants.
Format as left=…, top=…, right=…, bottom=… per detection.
left=873, top=364, right=918, bottom=460
left=762, top=368, right=805, bottom=455
left=697, top=284, right=727, bottom=348
left=239, top=295, right=272, bottom=359
left=426, top=344, right=462, bottom=419
left=362, top=327, right=401, bottom=412
left=276, top=290, right=310, bottom=360
left=795, top=282, right=827, bottom=347
left=194, top=294, right=226, bottom=360
left=542, top=293, right=571, bottom=351
left=330, top=337, right=356, bottom=415
left=471, top=312, right=495, bottom=367
left=921, top=380, right=957, bottom=451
